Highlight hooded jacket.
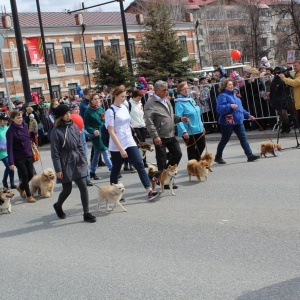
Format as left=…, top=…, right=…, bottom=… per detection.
left=175, top=94, right=204, bottom=136
left=217, top=89, right=250, bottom=126
left=51, top=121, right=88, bottom=183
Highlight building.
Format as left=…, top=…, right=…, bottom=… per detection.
left=0, top=11, right=196, bottom=102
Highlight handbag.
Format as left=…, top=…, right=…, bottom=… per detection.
left=31, top=142, right=40, bottom=162
left=225, top=114, right=235, bottom=125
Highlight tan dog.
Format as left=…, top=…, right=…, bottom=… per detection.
left=97, top=183, right=126, bottom=212
left=30, top=168, right=56, bottom=198
left=137, top=141, right=154, bottom=159
left=0, top=188, right=14, bottom=214
left=200, top=152, right=214, bottom=172
left=260, top=143, right=282, bottom=157
left=148, top=164, right=178, bottom=196
left=187, top=159, right=209, bottom=182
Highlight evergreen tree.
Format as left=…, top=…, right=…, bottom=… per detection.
left=91, top=47, right=134, bottom=88
left=136, top=0, right=195, bottom=82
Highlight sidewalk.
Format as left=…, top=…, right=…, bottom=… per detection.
left=38, top=128, right=299, bottom=150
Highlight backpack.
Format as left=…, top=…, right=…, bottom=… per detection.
left=101, top=106, right=115, bottom=147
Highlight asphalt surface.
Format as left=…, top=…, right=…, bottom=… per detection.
left=1, top=130, right=300, bottom=300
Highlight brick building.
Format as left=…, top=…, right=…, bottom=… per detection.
left=0, top=11, right=196, bottom=102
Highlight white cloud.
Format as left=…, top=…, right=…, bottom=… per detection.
left=1, top=0, right=130, bottom=13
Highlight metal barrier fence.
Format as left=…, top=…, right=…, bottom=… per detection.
left=195, top=76, right=281, bottom=128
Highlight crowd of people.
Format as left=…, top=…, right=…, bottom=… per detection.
left=1, top=58, right=300, bottom=222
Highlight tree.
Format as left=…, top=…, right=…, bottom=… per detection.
left=91, top=47, right=134, bottom=88
left=135, top=0, right=195, bottom=82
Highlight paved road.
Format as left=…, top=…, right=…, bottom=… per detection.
left=1, top=133, right=300, bottom=300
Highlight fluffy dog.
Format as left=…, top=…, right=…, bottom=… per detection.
left=0, top=188, right=14, bottom=214
left=148, top=164, right=178, bottom=196
left=187, top=159, right=209, bottom=182
left=97, top=183, right=126, bottom=212
left=260, top=142, right=282, bottom=157
left=30, top=168, right=56, bottom=198
left=137, top=141, right=153, bottom=159
left=200, top=152, right=214, bottom=172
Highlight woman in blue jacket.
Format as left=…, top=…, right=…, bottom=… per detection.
left=215, top=78, right=260, bottom=164
left=175, top=81, right=206, bottom=161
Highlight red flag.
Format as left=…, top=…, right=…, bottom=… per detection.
left=25, top=37, right=45, bottom=65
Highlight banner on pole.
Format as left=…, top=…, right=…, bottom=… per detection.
left=25, top=37, right=45, bottom=64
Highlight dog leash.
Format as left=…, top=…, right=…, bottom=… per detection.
left=187, top=123, right=208, bottom=156
left=252, top=118, right=275, bottom=144
left=92, top=182, right=116, bottom=195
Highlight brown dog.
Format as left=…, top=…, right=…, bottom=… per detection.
left=30, top=168, right=56, bottom=198
left=200, top=152, right=214, bottom=172
left=0, top=188, right=14, bottom=214
left=137, top=141, right=154, bottom=159
left=187, top=159, right=209, bottom=182
left=148, top=164, right=178, bottom=196
left=260, top=143, right=282, bottom=157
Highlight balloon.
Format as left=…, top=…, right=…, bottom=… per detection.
left=231, top=49, right=241, bottom=60
left=71, top=114, right=84, bottom=132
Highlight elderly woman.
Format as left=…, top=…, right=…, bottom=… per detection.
left=215, top=78, right=260, bottom=164
left=51, top=104, right=96, bottom=222
left=175, top=81, right=206, bottom=161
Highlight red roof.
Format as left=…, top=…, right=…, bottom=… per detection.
left=1, top=12, right=138, bottom=28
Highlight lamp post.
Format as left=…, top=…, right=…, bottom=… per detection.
left=36, top=0, right=53, bottom=100
left=10, top=0, right=32, bottom=103
left=195, top=20, right=202, bottom=70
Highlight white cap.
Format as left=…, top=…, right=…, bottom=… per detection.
left=29, top=114, right=34, bottom=119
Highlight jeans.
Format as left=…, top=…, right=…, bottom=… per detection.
left=216, top=124, right=252, bottom=158
left=57, top=177, right=89, bottom=214
left=1, top=156, right=15, bottom=185
left=14, top=156, right=34, bottom=197
left=154, top=136, right=182, bottom=170
left=110, top=146, right=151, bottom=189
left=90, top=149, right=112, bottom=173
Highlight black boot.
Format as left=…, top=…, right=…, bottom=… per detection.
left=280, top=123, right=286, bottom=134
left=90, top=172, right=99, bottom=180
left=2, top=181, right=8, bottom=189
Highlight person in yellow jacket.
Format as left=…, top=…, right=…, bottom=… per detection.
left=279, top=60, right=300, bottom=127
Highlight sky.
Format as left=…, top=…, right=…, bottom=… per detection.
left=1, top=0, right=131, bottom=13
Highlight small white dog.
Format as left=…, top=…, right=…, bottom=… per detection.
left=30, top=168, right=56, bottom=198
left=0, top=188, right=14, bottom=214
left=97, top=183, right=126, bottom=212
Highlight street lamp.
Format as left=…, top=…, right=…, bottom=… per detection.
left=9, top=0, right=32, bottom=103
left=75, top=13, right=91, bottom=87
left=36, top=0, right=53, bottom=100
left=195, top=20, right=202, bottom=70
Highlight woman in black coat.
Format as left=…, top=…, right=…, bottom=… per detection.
left=269, top=72, right=291, bottom=133
left=50, top=104, right=96, bottom=223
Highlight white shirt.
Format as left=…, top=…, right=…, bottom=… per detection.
left=129, top=98, right=146, bottom=128
left=105, top=104, right=136, bottom=152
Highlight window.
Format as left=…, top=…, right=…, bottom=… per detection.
left=24, top=44, right=39, bottom=67
left=68, top=83, right=77, bottom=97
left=31, top=87, right=42, bottom=97
left=128, top=39, right=136, bottom=58
left=62, top=42, right=74, bottom=64
left=0, top=92, right=4, bottom=99
left=52, top=85, right=61, bottom=99
left=270, top=40, right=275, bottom=47
left=111, top=39, right=121, bottom=58
left=179, top=36, right=188, bottom=54
left=46, top=43, right=56, bottom=65
left=200, top=45, right=205, bottom=53
left=94, top=40, right=104, bottom=60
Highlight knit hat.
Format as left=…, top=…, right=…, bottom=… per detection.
left=54, top=104, right=70, bottom=118
left=29, top=114, right=35, bottom=119
left=0, top=113, right=8, bottom=120
left=261, top=56, right=268, bottom=63
left=69, top=103, right=79, bottom=112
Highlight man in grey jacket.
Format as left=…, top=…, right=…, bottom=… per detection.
left=144, top=80, right=189, bottom=189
